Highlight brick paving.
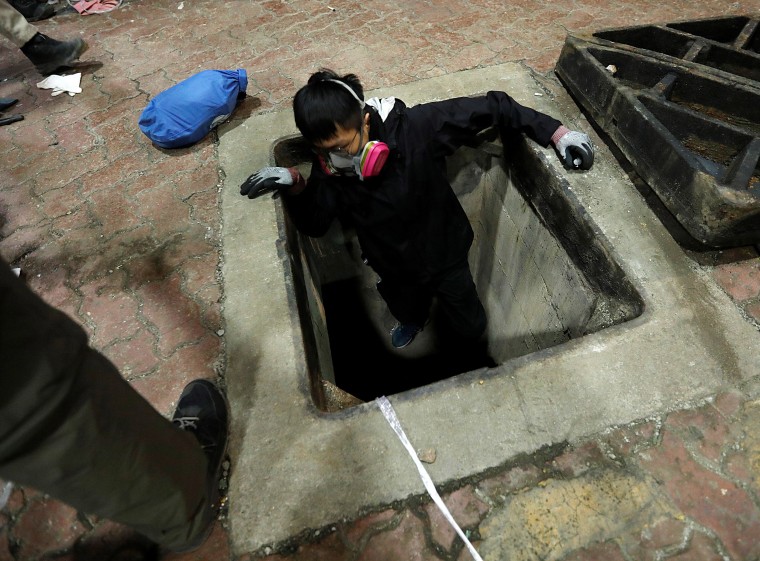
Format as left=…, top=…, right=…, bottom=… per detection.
left=0, top=0, right=758, bottom=560
left=250, top=389, right=760, bottom=561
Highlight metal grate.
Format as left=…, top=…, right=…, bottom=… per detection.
left=556, top=16, right=760, bottom=247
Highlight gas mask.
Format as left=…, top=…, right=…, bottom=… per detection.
left=322, top=140, right=389, bottom=180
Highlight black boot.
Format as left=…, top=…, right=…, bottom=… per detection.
left=10, top=0, right=54, bottom=22
left=0, top=98, right=18, bottom=111
left=20, top=32, right=87, bottom=75
left=170, top=379, right=229, bottom=551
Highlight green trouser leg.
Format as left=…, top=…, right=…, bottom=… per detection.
left=0, top=0, right=37, bottom=47
left=0, top=258, right=210, bottom=550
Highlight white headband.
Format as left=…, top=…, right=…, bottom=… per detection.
left=326, top=78, right=365, bottom=109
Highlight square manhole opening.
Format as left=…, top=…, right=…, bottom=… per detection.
left=273, top=133, right=644, bottom=412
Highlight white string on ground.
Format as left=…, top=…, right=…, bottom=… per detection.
left=376, top=396, right=483, bottom=561
left=0, top=481, right=13, bottom=511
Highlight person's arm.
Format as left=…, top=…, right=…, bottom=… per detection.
left=280, top=165, right=337, bottom=238
left=411, top=92, right=593, bottom=169
left=238, top=162, right=337, bottom=237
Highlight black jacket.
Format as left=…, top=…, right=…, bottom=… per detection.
left=284, top=91, right=562, bottom=284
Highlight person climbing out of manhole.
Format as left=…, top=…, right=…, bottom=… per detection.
left=240, top=68, right=594, bottom=351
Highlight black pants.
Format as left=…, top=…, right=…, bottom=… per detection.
left=377, top=260, right=487, bottom=340
left=0, top=258, right=210, bottom=549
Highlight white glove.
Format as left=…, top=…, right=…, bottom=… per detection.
left=552, top=127, right=594, bottom=170
left=240, top=167, right=298, bottom=199
left=36, top=73, right=82, bottom=97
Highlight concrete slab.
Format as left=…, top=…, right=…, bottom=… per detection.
left=218, top=63, right=760, bottom=555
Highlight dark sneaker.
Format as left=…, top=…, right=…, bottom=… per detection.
left=0, top=98, right=18, bottom=112
left=390, top=322, right=421, bottom=349
left=20, top=32, right=88, bottom=75
left=10, top=0, right=54, bottom=22
left=171, top=379, right=229, bottom=552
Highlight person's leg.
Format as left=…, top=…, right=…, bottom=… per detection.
left=376, top=276, right=431, bottom=348
left=433, top=262, right=492, bottom=370
left=0, top=0, right=87, bottom=75
left=0, top=0, right=37, bottom=47
left=0, top=259, right=220, bottom=550
left=434, top=261, right=486, bottom=339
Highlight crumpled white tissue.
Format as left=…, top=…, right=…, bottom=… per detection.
left=36, top=73, right=82, bottom=97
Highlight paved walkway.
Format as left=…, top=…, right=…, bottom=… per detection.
left=249, top=387, right=760, bottom=561
left=1, top=0, right=758, bottom=560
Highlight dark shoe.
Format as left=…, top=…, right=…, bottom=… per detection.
left=171, top=379, right=229, bottom=550
left=20, top=32, right=88, bottom=75
left=10, top=0, right=54, bottom=21
left=172, top=379, right=229, bottom=491
left=0, top=98, right=18, bottom=112
left=390, top=322, right=421, bottom=349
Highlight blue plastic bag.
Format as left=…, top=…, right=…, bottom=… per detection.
left=139, top=69, right=247, bottom=149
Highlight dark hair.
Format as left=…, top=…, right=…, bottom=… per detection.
left=293, top=68, right=365, bottom=144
